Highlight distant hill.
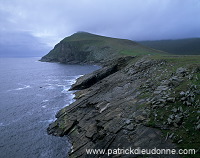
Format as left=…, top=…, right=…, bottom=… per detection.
left=41, top=32, right=166, bottom=64
left=138, top=38, right=200, bottom=55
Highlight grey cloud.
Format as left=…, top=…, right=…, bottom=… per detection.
left=0, top=31, right=51, bottom=57
left=0, top=0, right=200, bottom=56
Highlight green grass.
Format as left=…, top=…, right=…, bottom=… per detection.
left=131, top=54, right=200, bottom=157
left=42, top=32, right=170, bottom=63
left=148, top=101, right=200, bottom=157
left=139, top=56, right=200, bottom=157
left=150, top=55, right=200, bottom=73
left=43, top=32, right=200, bottom=157
left=120, top=49, right=161, bottom=56
left=151, top=55, right=200, bottom=63
left=139, top=38, right=200, bottom=55
left=62, top=32, right=167, bottom=56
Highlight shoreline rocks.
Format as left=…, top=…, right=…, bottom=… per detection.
left=47, top=56, right=181, bottom=157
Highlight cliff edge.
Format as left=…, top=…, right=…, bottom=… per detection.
left=40, top=32, right=164, bottom=64
left=42, top=33, right=200, bottom=157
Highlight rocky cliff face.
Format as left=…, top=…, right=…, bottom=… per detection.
left=47, top=55, right=200, bottom=157
left=41, top=39, right=114, bottom=64
left=42, top=33, right=200, bottom=157
left=40, top=32, right=164, bottom=64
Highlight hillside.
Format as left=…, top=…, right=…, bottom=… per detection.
left=139, top=38, right=200, bottom=55
left=48, top=55, right=200, bottom=157
left=42, top=33, right=200, bottom=157
left=40, top=32, right=166, bottom=64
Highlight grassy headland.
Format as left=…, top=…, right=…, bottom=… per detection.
left=40, top=32, right=166, bottom=64
left=42, top=32, right=200, bottom=157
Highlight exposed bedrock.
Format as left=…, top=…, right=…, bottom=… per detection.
left=47, top=56, right=181, bottom=158
left=69, top=56, right=134, bottom=90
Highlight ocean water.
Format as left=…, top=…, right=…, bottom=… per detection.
left=0, top=57, right=99, bottom=158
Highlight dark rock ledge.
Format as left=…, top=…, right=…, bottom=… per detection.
left=47, top=56, right=180, bottom=158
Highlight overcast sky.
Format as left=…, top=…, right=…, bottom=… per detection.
left=0, top=0, right=200, bottom=56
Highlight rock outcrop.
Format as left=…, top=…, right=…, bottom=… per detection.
left=47, top=56, right=189, bottom=158
left=42, top=33, right=200, bottom=157
left=40, top=32, right=164, bottom=64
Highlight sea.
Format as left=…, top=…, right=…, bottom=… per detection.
left=0, top=57, right=99, bottom=158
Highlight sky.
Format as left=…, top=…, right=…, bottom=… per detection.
left=0, top=0, right=200, bottom=56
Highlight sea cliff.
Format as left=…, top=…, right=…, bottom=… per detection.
left=40, top=32, right=164, bottom=64
left=42, top=33, right=200, bottom=157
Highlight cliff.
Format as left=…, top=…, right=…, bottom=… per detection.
left=40, top=32, right=165, bottom=64
left=42, top=33, right=200, bottom=157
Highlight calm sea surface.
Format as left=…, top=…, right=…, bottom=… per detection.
left=0, top=57, right=99, bottom=158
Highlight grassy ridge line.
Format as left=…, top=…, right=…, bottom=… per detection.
left=64, top=32, right=167, bottom=56
left=41, top=32, right=167, bottom=64
left=43, top=32, right=200, bottom=157
left=139, top=38, right=200, bottom=55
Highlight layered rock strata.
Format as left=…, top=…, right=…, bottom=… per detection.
left=47, top=56, right=181, bottom=158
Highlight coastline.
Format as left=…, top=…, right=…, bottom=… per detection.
left=47, top=56, right=186, bottom=157
left=43, top=33, right=200, bottom=157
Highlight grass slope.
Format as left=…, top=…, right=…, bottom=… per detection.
left=65, top=32, right=166, bottom=56
left=41, top=32, right=167, bottom=63
left=138, top=55, right=200, bottom=157
left=139, top=38, right=200, bottom=55
left=43, top=32, right=200, bottom=156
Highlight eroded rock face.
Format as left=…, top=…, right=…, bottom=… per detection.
left=47, top=57, right=180, bottom=158
left=40, top=32, right=164, bottom=65
left=40, top=40, right=114, bottom=64
left=70, top=56, right=134, bottom=90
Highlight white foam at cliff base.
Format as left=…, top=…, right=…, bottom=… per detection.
left=61, top=87, right=70, bottom=93
left=39, top=119, right=55, bottom=124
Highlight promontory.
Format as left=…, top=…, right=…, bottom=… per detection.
left=41, top=32, right=200, bottom=158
